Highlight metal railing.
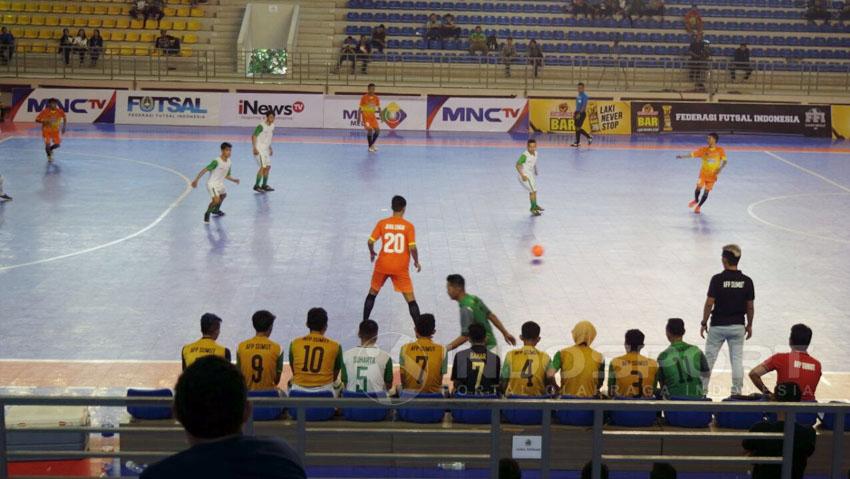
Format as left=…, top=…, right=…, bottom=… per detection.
left=0, top=395, right=847, bottom=479
left=1, top=49, right=849, bottom=96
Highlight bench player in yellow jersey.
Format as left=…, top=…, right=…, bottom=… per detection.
left=501, top=321, right=555, bottom=397
left=181, top=313, right=231, bottom=370
left=288, top=308, right=343, bottom=394
left=399, top=314, right=447, bottom=394
left=676, top=132, right=727, bottom=214
left=608, top=329, right=659, bottom=398
left=546, top=321, right=605, bottom=397
left=236, top=310, right=284, bottom=391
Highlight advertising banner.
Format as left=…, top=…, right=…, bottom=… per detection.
left=322, top=95, right=427, bottom=131
left=220, top=93, right=324, bottom=128
left=630, top=102, right=831, bottom=137
left=10, top=88, right=117, bottom=123
left=426, top=96, right=528, bottom=133
left=831, top=105, right=850, bottom=139
left=115, top=90, right=221, bottom=126
left=529, top=99, right=630, bottom=134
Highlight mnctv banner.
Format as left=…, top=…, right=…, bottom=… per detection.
left=426, top=96, right=528, bottom=133
left=10, top=88, right=117, bottom=123
left=322, top=95, right=426, bottom=131
left=529, top=99, right=630, bottom=134
left=630, top=102, right=831, bottom=137
left=116, top=90, right=221, bottom=126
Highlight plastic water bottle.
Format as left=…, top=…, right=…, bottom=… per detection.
left=438, top=462, right=466, bottom=471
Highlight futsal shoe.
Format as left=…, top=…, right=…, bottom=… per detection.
left=262, top=185, right=275, bottom=192
left=212, top=210, right=225, bottom=216
left=536, top=205, right=545, bottom=211
left=570, top=143, right=580, bottom=147
left=688, top=200, right=698, bottom=208
left=588, top=136, right=593, bottom=145
left=204, top=212, right=211, bottom=223
left=253, top=185, right=264, bottom=193
left=531, top=208, right=542, bottom=216
left=694, top=205, right=702, bottom=214
left=0, top=194, right=11, bottom=201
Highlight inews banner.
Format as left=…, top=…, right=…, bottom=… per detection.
left=426, top=96, right=528, bottom=132
left=529, top=99, right=631, bottom=134
left=831, top=105, right=850, bottom=139
left=220, top=93, right=324, bottom=128
left=630, top=102, right=831, bottom=137
left=11, top=88, right=117, bottom=123
left=322, top=95, right=427, bottom=131
left=115, top=90, right=221, bottom=126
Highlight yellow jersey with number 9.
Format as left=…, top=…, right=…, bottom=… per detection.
left=236, top=336, right=284, bottom=390
left=289, top=332, right=343, bottom=388
left=501, top=346, right=551, bottom=396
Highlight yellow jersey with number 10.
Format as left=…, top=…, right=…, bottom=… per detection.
left=289, top=332, right=343, bottom=388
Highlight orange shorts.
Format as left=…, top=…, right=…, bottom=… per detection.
left=371, top=269, right=413, bottom=294
left=363, top=115, right=379, bottom=130
left=697, top=171, right=718, bottom=191
left=42, top=130, right=61, bottom=145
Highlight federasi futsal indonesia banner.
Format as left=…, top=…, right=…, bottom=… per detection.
left=630, top=102, right=831, bottom=137
left=116, top=90, right=221, bottom=126
left=426, top=96, right=528, bottom=133
left=529, top=99, right=631, bottom=134
left=10, top=88, right=117, bottom=123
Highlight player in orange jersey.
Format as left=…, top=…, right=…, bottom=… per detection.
left=35, top=98, right=67, bottom=162
left=677, top=132, right=727, bottom=214
left=364, top=195, right=422, bottom=323
left=360, top=83, right=381, bottom=152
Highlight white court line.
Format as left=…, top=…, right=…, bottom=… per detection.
left=0, top=150, right=192, bottom=273
left=764, top=150, right=850, bottom=194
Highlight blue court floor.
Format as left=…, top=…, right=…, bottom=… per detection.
left=1, top=125, right=849, bottom=381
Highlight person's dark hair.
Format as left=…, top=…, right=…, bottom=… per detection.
left=521, top=321, right=541, bottom=340
left=367, top=82, right=376, bottom=88
left=625, top=329, right=645, bottom=352
left=468, top=323, right=486, bottom=343
left=265, top=111, right=275, bottom=119
left=220, top=142, right=232, bottom=150
left=174, top=355, right=246, bottom=439
left=666, top=318, right=685, bottom=337
left=721, top=244, right=741, bottom=265
left=391, top=195, right=406, bottom=212
left=578, top=82, right=585, bottom=87
left=251, top=310, right=275, bottom=333
left=306, top=307, right=328, bottom=332
left=498, top=458, right=522, bottom=479
left=200, top=313, right=222, bottom=335
left=581, top=461, right=609, bottom=479
left=774, top=382, right=802, bottom=402
left=650, top=462, right=677, bottom=479
left=359, top=319, right=379, bottom=342
left=446, top=274, right=465, bottom=288
left=709, top=132, right=719, bottom=142
left=49, top=97, right=60, bottom=105
left=415, top=313, right=436, bottom=337
left=527, top=138, right=536, bottom=145
left=789, top=323, right=813, bottom=349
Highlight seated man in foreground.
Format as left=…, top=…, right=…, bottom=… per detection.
left=140, top=356, right=306, bottom=478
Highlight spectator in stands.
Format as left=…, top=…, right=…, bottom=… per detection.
left=236, top=310, right=283, bottom=391
left=501, top=321, right=554, bottom=397
left=139, top=356, right=306, bottom=479
left=147, top=0, right=165, bottom=22
left=730, top=43, right=752, bottom=81
left=702, top=244, right=754, bottom=397
left=130, top=0, right=149, bottom=21
left=0, top=27, right=14, bottom=65
left=181, top=313, right=231, bottom=370
left=749, top=324, right=822, bottom=401
left=336, top=35, right=357, bottom=74
left=838, top=1, right=850, bottom=22
left=371, top=24, right=387, bottom=54
left=742, top=382, right=816, bottom=479
left=570, top=0, right=592, bottom=18
left=581, top=462, right=609, bottom=479
left=341, top=319, right=394, bottom=393
left=645, top=0, right=665, bottom=20
left=400, top=314, right=447, bottom=394
left=451, top=323, right=500, bottom=395
left=598, top=0, right=621, bottom=18
left=425, top=13, right=441, bottom=42
left=805, top=0, right=832, bottom=24
left=684, top=4, right=703, bottom=36
left=288, top=307, right=342, bottom=394
left=441, top=13, right=461, bottom=43
left=59, top=28, right=74, bottom=66
left=547, top=321, right=605, bottom=397
left=88, top=30, right=103, bottom=67
left=499, top=458, right=522, bottom=479
left=72, top=29, right=88, bottom=67
left=155, top=29, right=180, bottom=56
left=687, top=34, right=710, bottom=87
left=651, top=463, right=677, bottom=478
left=356, top=35, right=371, bottom=74
left=469, top=26, right=488, bottom=56
left=500, top=36, right=516, bottom=77
left=656, top=318, right=709, bottom=398
left=486, top=33, right=498, bottom=51
left=624, top=0, right=646, bottom=25
left=527, top=39, right=544, bottom=77
left=608, top=329, right=659, bottom=398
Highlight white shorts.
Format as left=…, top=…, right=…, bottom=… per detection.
left=289, top=383, right=339, bottom=397
left=207, top=183, right=226, bottom=198
left=255, top=152, right=271, bottom=168
left=518, top=173, right=536, bottom=193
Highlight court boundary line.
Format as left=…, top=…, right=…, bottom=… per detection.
left=764, top=151, right=850, bottom=194
left=0, top=150, right=192, bottom=273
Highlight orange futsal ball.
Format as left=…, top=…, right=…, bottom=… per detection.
left=532, top=245, right=544, bottom=257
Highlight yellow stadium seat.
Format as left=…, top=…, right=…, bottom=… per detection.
left=79, top=5, right=92, bottom=14
left=3, top=14, right=17, bottom=24
left=163, top=7, right=176, bottom=16
left=107, top=6, right=120, bottom=15
left=180, top=47, right=192, bottom=57
left=110, top=31, right=124, bottom=41
left=52, top=29, right=61, bottom=39
left=187, top=20, right=201, bottom=31
left=144, top=19, right=158, bottom=29
left=31, top=43, right=46, bottom=53
left=38, top=29, right=51, bottom=39
left=29, top=15, right=44, bottom=26
left=115, top=18, right=129, bottom=28
left=10, top=27, right=22, bottom=36
left=176, top=7, right=190, bottom=17
left=159, top=19, right=173, bottom=30
left=140, top=32, right=155, bottom=42
left=171, top=20, right=186, bottom=30
left=15, top=43, right=26, bottom=52
left=125, top=31, right=139, bottom=42
left=94, top=5, right=108, bottom=14
left=190, top=8, right=204, bottom=17
left=23, top=28, right=37, bottom=39
left=65, top=5, right=79, bottom=14
left=0, top=1, right=9, bottom=10
left=73, top=17, right=86, bottom=27
left=120, top=47, right=132, bottom=56
left=37, top=4, right=50, bottom=13
left=102, top=18, right=116, bottom=28
left=11, top=2, right=26, bottom=12
left=51, top=5, right=65, bottom=13
left=87, top=18, right=102, bottom=28
left=130, top=19, right=143, bottom=29
left=59, top=17, right=72, bottom=26
left=100, top=31, right=110, bottom=40
left=45, top=16, right=58, bottom=26
left=134, top=47, right=148, bottom=55
left=181, top=33, right=197, bottom=44
left=22, top=2, right=36, bottom=12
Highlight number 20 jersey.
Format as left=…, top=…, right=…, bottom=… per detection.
left=369, top=216, right=416, bottom=274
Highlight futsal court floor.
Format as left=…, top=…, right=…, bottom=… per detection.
left=0, top=123, right=849, bottom=401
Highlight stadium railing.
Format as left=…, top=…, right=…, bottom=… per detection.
left=0, top=50, right=849, bottom=96
left=0, top=395, right=847, bottom=479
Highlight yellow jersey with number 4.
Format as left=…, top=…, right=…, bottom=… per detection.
left=236, top=336, right=284, bottom=390
left=289, top=332, right=343, bottom=388
left=501, top=346, right=551, bottom=396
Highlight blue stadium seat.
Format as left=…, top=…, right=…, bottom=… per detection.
left=397, top=391, right=445, bottom=423
left=249, top=390, right=284, bottom=421
left=821, top=409, right=850, bottom=431
left=287, top=389, right=335, bottom=422
left=451, top=393, right=498, bottom=424
left=665, top=397, right=713, bottom=428
left=341, top=390, right=389, bottom=422
left=127, top=388, right=173, bottom=420
left=503, top=395, right=548, bottom=425
left=609, top=398, right=657, bottom=427
left=715, top=398, right=768, bottom=430
left=555, top=395, right=595, bottom=426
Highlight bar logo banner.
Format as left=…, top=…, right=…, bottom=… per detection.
left=529, top=99, right=631, bottom=134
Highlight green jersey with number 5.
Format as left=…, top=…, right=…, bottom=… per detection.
left=341, top=346, right=394, bottom=393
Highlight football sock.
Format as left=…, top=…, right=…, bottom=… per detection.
left=363, top=293, right=377, bottom=321
left=255, top=173, right=262, bottom=187
left=698, top=191, right=710, bottom=207
left=407, top=300, right=420, bottom=322
left=372, top=130, right=380, bottom=143
left=694, top=188, right=701, bottom=202
left=262, top=175, right=268, bottom=187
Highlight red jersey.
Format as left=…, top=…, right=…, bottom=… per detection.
left=369, top=216, right=415, bottom=274
left=759, top=351, right=822, bottom=401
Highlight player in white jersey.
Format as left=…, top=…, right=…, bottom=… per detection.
left=191, top=142, right=240, bottom=224
left=516, top=138, right=543, bottom=216
left=341, top=319, right=395, bottom=394
left=251, top=111, right=275, bottom=193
